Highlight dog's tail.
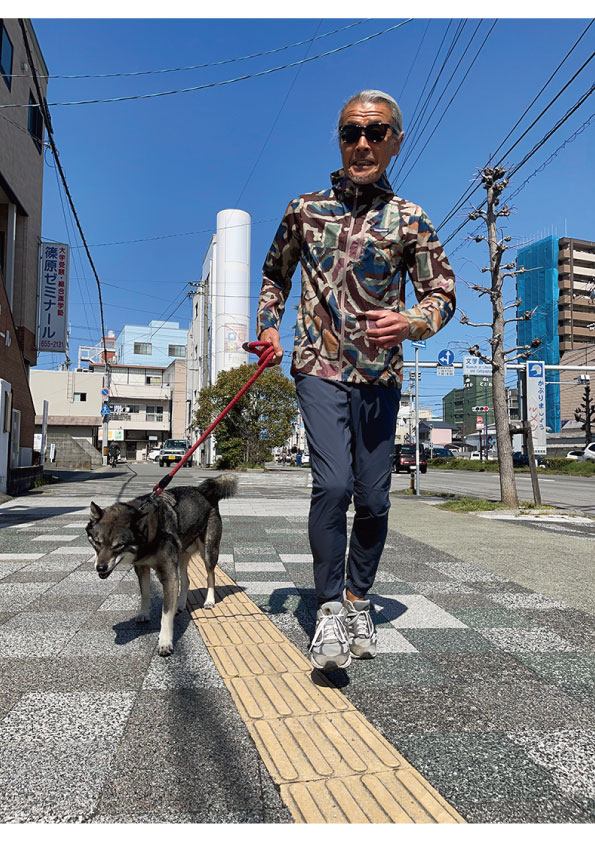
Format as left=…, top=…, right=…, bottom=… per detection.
left=197, top=474, right=238, bottom=504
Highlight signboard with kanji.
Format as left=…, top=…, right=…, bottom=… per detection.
left=37, top=243, right=69, bottom=353
left=526, top=361, right=547, bottom=454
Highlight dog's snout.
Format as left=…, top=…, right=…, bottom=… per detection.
left=96, top=563, right=108, bottom=573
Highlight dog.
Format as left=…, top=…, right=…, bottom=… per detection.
left=86, top=476, right=237, bottom=656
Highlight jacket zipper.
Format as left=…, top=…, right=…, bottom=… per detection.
left=338, top=187, right=359, bottom=378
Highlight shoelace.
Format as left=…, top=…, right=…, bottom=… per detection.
left=349, top=609, right=375, bottom=639
left=310, top=613, right=349, bottom=649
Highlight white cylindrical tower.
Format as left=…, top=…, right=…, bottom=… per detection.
left=212, top=209, right=251, bottom=380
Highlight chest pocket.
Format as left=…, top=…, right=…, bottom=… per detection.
left=357, top=234, right=403, bottom=276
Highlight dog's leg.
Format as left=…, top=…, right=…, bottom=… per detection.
left=177, top=552, right=190, bottom=614
left=155, top=561, right=179, bottom=657
left=134, top=566, right=151, bottom=622
left=203, top=512, right=222, bottom=609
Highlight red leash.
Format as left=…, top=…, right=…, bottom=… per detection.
left=149, top=341, right=276, bottom=498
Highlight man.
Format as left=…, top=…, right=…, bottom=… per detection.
left=257, top=90, right=456, bottom=670
left=108, top=441, right=121, bottom=466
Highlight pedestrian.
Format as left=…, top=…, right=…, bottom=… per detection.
left=107, top=441, right=121, bottom=467
left=256, top=90, right=456, bottom=670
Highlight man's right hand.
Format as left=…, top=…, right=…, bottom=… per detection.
left=258, top=328, right=284, bottom=365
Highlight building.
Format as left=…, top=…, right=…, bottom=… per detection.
left=30, top=369, right=104, bottom=469
left=442, top=376, right=520, bottom=437
left=90, top=361, right=172, bottom=461
left=516, top=236, right=595, bottom=432
left=187, top=209, right=251, bottom=466
left=0, top=19, right=48, bottom=492
left=115, top=320, right=188, bottom=367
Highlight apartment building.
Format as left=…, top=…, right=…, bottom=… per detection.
left=557, top=237, right=595, bottom=352
left=116, top=320, right=188, bottom=367
left=0, top=19, right=48, bottom=491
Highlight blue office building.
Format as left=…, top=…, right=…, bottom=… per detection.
left=116, top=321, right=188, bottom=367
left=516, top=237, right=561, bottom=434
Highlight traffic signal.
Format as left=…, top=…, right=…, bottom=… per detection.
left=472, top=405, right=489, bottom=412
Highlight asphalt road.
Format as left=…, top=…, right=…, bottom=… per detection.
left=390, top=469, right=594, bottom=515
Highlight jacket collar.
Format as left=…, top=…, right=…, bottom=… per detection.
left=330, top=168, right=395, bottom=202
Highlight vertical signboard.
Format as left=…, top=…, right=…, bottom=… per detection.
left=526, top=361, right=547, bottom=454
left=38, top=243, right=69, bottom=353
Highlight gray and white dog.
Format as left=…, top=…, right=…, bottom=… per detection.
left=86, top=476, right=237, bottom=655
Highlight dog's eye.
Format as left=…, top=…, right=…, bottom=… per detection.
left=113, top=545, right=126, bottom=553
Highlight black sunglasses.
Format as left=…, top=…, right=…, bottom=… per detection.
left=338, top=122, right=395, bottom=144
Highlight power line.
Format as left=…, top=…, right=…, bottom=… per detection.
left=1, top=21, right=413, bottom=110
left=396, top=20, right=496, bottom=193
left=441, top=78, right=595, bottom=250
left=18, top=19, right=110, bottom=373
left=11, top=21, right=368, bottom=79
left=436, top=25, right=595, bottom=234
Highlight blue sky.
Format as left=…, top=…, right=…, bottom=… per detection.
left=17, top=9, right=595, bottom=416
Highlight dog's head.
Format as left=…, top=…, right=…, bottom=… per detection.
left=86, top=501, right=150, bottom=579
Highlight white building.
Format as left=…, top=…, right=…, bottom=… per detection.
left=187, top=209, right=251, bottom=466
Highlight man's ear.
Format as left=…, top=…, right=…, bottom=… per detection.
left=89, top=502, right=103, bottom=521
left=391, top=131, right=404, bottom=158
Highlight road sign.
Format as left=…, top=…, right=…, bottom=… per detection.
left=100, top=403, right=111, bottom=416
left=411, top=339, right=426, bottom=349
left=101, top=388, right=110, bottom=397
left=476, top=416, right=484, bottom=425
left=463, top=355, right=491, bottom=375
left=436, top=366, right=455, bottom=376
left=437, top=349, right=454, bottom=366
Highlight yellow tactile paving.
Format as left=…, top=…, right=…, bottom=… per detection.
left=186, top=550, right=466, bottom=824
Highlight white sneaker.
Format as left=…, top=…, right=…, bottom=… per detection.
left=342, top=598, right=377, bottom=659
left=309, top=601, right=351, bottom=670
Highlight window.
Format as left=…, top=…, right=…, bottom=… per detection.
left=134, top=342, right=152, bottom=355
left=168, top=345, right=186, bottom=357
left=126, top=405, right=140, bottom=414
left=73, top=393, right=87, bottom=402
left=28, top=92, right=43, bottom=153
left=146, top=375, right=161, bottom=385
left=145, top=405, right=163, bottom=422
left=0, top=22, right=13, bottom=90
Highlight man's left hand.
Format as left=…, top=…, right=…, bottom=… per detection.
left=365, top=310, right=410, bottom=348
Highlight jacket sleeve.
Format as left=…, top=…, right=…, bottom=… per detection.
left=256, top=199, right=302, bottom=337
left=399, top=208, right=456, bottom=341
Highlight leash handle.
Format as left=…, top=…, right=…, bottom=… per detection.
left=150, top=341, right=275, bottom=497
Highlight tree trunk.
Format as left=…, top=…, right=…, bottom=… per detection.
left=486, top=182, right=519, bottom=508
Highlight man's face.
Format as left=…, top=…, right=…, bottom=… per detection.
left=339, top=101, right=403, bottom=185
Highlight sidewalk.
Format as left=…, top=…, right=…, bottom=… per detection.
left=0, top=471, right=593, bottom=823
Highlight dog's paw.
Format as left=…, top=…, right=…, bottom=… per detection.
left=158, top=641, right=174, bottom=657
left=135, top=611, right=150, bottom=623
left=203, top=598, right=215, bottom=609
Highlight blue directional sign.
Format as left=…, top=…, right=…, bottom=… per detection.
left=437, top=349, right=454, bottom=366
left=411, top=340, right=426, bottom=349
left=528, top=361, right=544, bottom=378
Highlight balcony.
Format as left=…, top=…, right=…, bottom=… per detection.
left=109, top=383, right=171, bottom=400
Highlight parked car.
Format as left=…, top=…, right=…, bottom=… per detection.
left=429, top=446, right=455, bottom=459
left=582, top=442, right=595, bottom=461
left=512, top=451, right=545, bottom=468
left=147, top=447, right=162, bottom=462
left=393, top=444, right=427, bottom=474
left=566, top=449, right=585, bottom=461
left=159, top=439, right=192, bottom=467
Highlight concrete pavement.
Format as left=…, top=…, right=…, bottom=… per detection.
left=0, top=464, right=593, bottom=823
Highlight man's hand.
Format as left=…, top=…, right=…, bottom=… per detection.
left=258, top=328, right=284, bottom=365
left=365, top=310, right=410, bottom=348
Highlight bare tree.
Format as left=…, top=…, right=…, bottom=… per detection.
left=458, top=166, right=541, bottom=508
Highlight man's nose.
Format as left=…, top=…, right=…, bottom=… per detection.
left=356, top=133, right=371, bottom=150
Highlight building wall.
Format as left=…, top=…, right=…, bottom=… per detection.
left=0, top=19, right=48, bottom=368
left=558, top=238, right=595, bottom=352
left=116, top=320, right=188, bottom=367
left=30, top=369, right=104, bottom=418
left=558, top=345, right=595, bottom=425
left=163, top=358, right=186, bottom=440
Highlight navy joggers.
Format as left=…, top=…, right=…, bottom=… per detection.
left=294, top=373, right=400, bottom=606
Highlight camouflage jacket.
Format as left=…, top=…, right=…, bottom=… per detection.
left=257, top=169, right=456, bottom=388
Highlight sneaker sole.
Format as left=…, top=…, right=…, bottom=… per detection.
left=309, top=652, right=352, bottom=671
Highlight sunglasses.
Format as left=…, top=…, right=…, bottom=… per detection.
left=338, top=122, right=395, bottom=144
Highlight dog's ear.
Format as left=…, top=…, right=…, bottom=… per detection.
left=89, top=502, right=103, bottom=521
